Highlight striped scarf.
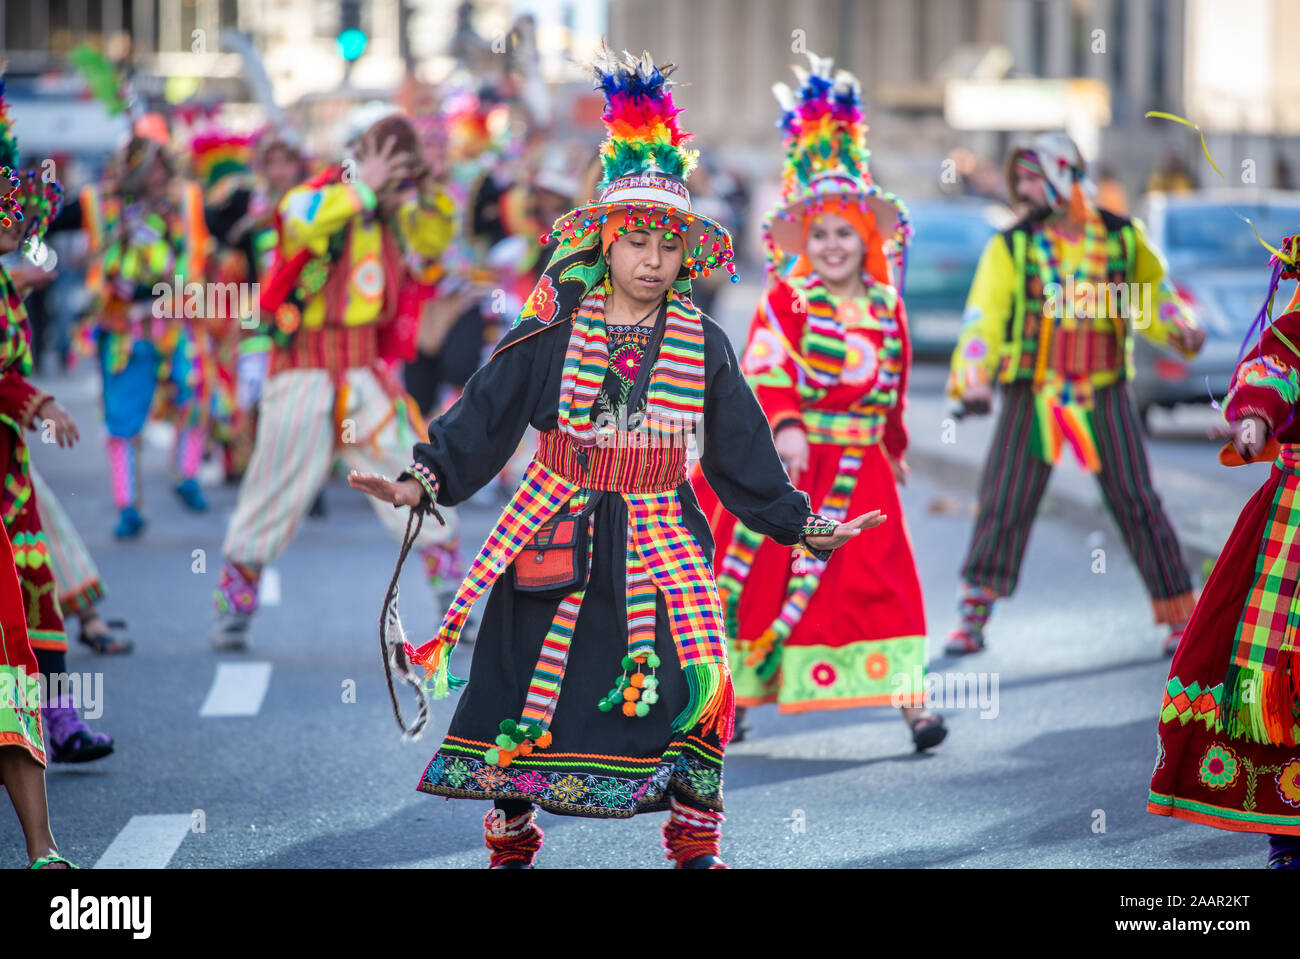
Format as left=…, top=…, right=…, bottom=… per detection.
left=557, top=284, right=706, bottom=443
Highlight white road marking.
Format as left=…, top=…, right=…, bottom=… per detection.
left=94, top=814, right=194, bottom=869
left=258, top=566, right=281, bottom=607
left=199, top=662, right=273, bottom=717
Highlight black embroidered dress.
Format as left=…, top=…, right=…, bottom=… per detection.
left=408, top=315, right=811, bottom=819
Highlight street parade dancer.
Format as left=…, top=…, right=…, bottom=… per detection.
left=1148, top=236, right=1300, bottom=866
left=47, top=125, right=217, bottom=538
left=691, top=53, right=943, bottom=750
left=945, top=132, right=1205, bottom=656
left=0, top=517, right=76, bottom=868
left=350, top=49, right=881, bottom=869
left=3, top=261, right=131, bottom=654
left=211, top=112, right=461, bottom=651
left=0, top=91, right=114, bottom=762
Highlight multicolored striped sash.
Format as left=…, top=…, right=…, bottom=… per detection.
left=408, top=451, right=734, bottom=763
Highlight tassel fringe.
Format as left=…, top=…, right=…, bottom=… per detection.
left=673, top=662, right=736, bottom=745
left=1218, top=657, right=1300, bottom=746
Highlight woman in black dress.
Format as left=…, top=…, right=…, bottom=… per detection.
left=350, top=50, right=881, bottom=868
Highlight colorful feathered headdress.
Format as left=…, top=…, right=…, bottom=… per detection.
left=537, top=47, right=735, bottom=285
left=764, top=52, right=909, bottom=272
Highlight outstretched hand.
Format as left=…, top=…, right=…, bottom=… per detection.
left=348, top=470, right=424, bottom=508
left=804, top=510, right=887, bottom=551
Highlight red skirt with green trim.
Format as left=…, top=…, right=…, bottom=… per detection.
left=692, top=440, right=927, bottom=712
left=1148, top=454, right=1300, bottom=834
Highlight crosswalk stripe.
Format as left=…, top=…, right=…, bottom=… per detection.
left=94, top=814, right=194, bottom=869
left=258, top=566, right=281, bottom=607
left=199, top=662, right=273, bottom=717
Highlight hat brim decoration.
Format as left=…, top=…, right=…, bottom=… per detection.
left=539, top=49, right=738, bottom=285
left=14, top=169, right=64, bottom=243
left=762, top=54, right=911, bottom=268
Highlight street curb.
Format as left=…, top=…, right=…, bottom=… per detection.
left=906, top=444, right=1222, bottom=575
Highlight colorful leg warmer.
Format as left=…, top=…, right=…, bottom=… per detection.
left=956, top=582, right=998, bottom=635
left=484, top=804, right=543, bottom=868
left=106, top=436, right=138, bottom=511
left=215, top=560, right=261, bottom=617
left=175, top=426, right=206, bottom=480
left=661, top=795, right=725, bottom=867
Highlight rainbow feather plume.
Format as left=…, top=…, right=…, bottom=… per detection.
left=593, top=48, right=698, bottom=189
left=774, top=53, right=872, bottom=202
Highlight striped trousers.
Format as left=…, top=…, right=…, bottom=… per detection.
left=960, top=381, right=1194, bottom=623
left=222, top=366, right=458, bottom=567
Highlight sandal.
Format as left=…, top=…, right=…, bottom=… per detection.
left=30, top=852, right=79, bottom=869
left=910, top=714, right=948, bottom=752
left=77, top=616, right=134, bottom=655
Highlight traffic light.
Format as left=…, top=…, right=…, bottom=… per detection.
left=338, top=0, right=367, bottom=62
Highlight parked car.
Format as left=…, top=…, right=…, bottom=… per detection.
left=1132, top=191, right=1300, bottom=429
left=904, top=197, right=1016, bottom=360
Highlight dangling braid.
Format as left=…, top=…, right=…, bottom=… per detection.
left=484, top=805, right=544, bottom=868
left=379, top=504, right=443, bottom=740
left=661, top=796, right=727, bottom=867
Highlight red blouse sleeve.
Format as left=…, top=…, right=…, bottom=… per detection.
left=742, top=280, right=805, bottom=437
left=883, top=294, right=911, bottom=459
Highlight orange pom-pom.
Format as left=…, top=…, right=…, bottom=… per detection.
left=622, top=686, right=640, bottom=701
left=629, top=673, right=645, bottom=688
left=536, top=731, right=552, bottom=748
left=517, top=741, right=533, bottom=755
left=622, top=701, right=638, bottom=716
left=498, top=751, right=514, bottom=768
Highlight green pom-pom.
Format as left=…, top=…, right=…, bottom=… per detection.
left=525, top=724, right=543, bottom=740
left=642, top=690, right=659, bottom=704
left=608, top=687, right=622, bottom=699
left=485, top=748, right=501, bottom=765
left=510, top=729, right=527, bottom=744
left=643, top=677, right=659, bottom=690
left=621, top=655, right=637, bottom=670
left=598, top=699, right=614, bottom=712
left=499, top=719, right=518, bottom=734
left=496, top=733, right=514, bottom=749
left=635, top=702, right=650, bottom=717
left=646, top=653, right=661, bottom=668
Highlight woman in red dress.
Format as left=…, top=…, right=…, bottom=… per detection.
left=692, top=53, right=945, bottom=749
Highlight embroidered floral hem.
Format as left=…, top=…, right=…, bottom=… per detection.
left=417, top=734, right=724, bottom=819
left=732, top=635, right=927, bottom=711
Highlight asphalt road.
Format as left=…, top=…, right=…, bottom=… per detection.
left=0, top=361, right=1263, bottom=869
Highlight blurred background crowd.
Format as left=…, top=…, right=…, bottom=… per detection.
left=2, top=0, right=1297, bottom=424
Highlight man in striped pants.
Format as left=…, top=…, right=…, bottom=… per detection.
left=945, top=133, right=1205, bottom=656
